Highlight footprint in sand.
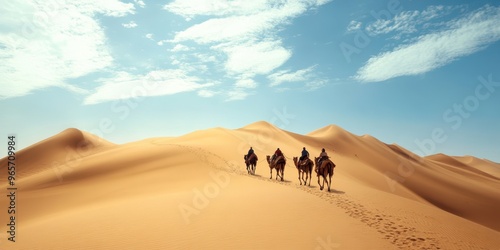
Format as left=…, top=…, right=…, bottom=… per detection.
left=176, top=145, right=443, bottom=250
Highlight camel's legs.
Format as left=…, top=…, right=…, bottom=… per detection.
left=328, top=167, right=333, bottom=192
left=283, top=164, right=286, bottom=181
left=280, top=165, right=284, bottom=181
left=328, top=174, right=332, bottom=192
left=309, top=167, right=312, bottom=186
left=318, top=174, right=323, bottom=190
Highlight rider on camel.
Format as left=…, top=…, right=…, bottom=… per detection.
left=247, top=147, right=254, bottom=160
left=318, top=148, right=328, bottom=168
left=272, top=148, right=283, bottom=164
left=300, top=147, right=309, bottom=162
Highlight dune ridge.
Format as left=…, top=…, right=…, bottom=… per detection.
left=1, top=121, right=499, bottom=249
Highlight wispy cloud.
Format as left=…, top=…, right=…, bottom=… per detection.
left=355, top=5, right=500, bottom=83
left=122, top=21, right=138, bottom=28
left=164, top=0, right=270, bottom=20
left=164, top=0, right=331, bottom=100
left=226, top=89, right=253, bottom=101
left=0, top=0, right=332, bottom=103
left=84, top=70, right=213, bottom=105
left=198, top=89, right=218, bottom=98
left=217, top=40, right=291, bottom=76
left=134, top=0, right=146, bottom=8
left=268, top=66, right=316, bottom=87
left=365, top=5, right=458, bottom=37
left=171, top=44, right=190, bottom=52
left=346, top=20, right=362, bottom=32
left=235, top=78, right=258, bottom=89
left=0, top=0, right=135, bottom=99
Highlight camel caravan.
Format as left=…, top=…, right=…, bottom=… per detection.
left=244, top=147, right=336, bottom=191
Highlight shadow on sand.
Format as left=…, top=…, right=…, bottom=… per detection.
left=253, top=174, right=293, bottom=183
left=328, top=189, right=345, bottom=194
left=301, top=184, right=345, bottom=194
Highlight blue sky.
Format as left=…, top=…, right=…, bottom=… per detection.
left=1, top=0, right=500, bottom=162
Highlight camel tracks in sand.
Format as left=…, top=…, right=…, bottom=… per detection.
left=296, top=184, right=441, bottom=249
left=243, top=167, right=442, bottom=249
left=151, top=142, right=441, bottom=249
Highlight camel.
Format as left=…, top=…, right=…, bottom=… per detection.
left=314, top=157, right=335, bottom=191
left=244, top=154, right=257, bottom=175
left=293, top=157, right=313, bottom=186
left=266, top=155, right=286, bottom=181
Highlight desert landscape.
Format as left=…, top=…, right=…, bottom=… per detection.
left=2, top=0, right=500, bottom=249
left=1, top=121, right=499, bottom=249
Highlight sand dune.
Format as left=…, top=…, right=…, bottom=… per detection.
left=1, top=121, right=500, bottom=249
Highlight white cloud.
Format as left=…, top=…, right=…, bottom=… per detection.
left=171, top=59, right=180, bottom=65
left=171, top=44, right=190, bottom=52
left=122, top=21, right=138, bottom=28
left=226, top=89, right=252, bottom=101
left=198, top=89, right=218, bottom=98
left=268, top=66, right=316, bottom=86
left=194, top=53, right=217, bottom=63
left=84, top=70, right=213, bottom=105
left=366, top=11, right=420, bottom=35
left=165, top=0, right=332, bottom=93
left=171, top=14, right=276, bottom=44
left=164, top=0, right=270, bottom=19
left=366, top=5, right=456, bottom=36
left=235, top=78, right=257, bottom=89
left=306, top=79, right=328, bottom=90
left=0, top=0, right=135, bottom=99
left=347, top=20, right=362, bottom=32
left=356, top=5, right=500, bottom=82
left=170, top=1, right=329, bottom=45
left=145, top=33, right=154, bottom=40
left=134, top=0, right=146, bottom=8
left=219, top=40, right=291, bottom=75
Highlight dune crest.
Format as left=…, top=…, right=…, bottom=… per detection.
left=0, top=128, right=115, bottom=180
